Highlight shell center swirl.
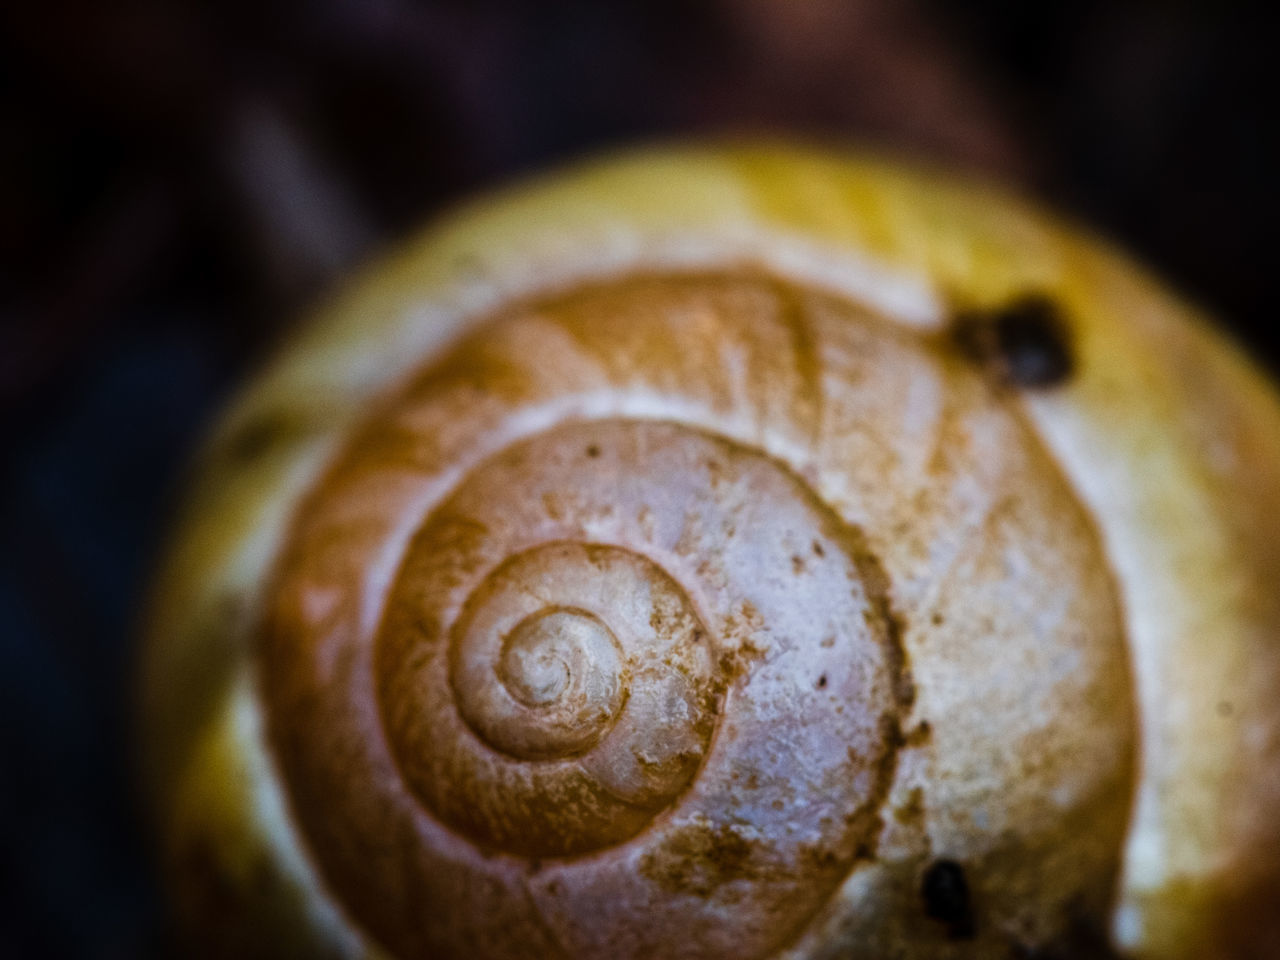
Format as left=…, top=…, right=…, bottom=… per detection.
left=383, top=534, right=721, bottom=857
left=455, top=602, right=627, bottom=760
left=371, top=418, right=903, bottom=865
left=500, top=609, right=606, bottom=709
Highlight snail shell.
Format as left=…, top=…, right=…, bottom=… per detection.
left=142, top=145, right=1280, bottom=959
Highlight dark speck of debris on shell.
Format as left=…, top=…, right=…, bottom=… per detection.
left=954, top=293, right=1074, bottom=389
left=922, top=859, right=975, bottom=939
left=225, top=412, right=292, bottom=463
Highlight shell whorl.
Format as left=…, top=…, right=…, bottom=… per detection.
left=262, top=272, right=1135, bottom=959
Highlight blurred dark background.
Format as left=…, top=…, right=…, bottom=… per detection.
left=0, top=1, right=1273, bottom=956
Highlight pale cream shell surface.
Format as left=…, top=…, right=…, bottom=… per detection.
left=141, top=144, right=1280, bottom=959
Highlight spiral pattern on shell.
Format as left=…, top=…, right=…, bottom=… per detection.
left=263, top=271, right=1136, bottom=959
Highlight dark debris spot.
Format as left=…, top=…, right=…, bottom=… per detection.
left=812, top=540, right=825, bottom=558
left=953, top=293, right=1074, bottom=389
left=922, top=859, right=976, bottom=940
left=816, top=673, right=828, bottom=689
left=893, top=786, right=926, bottom=826
left=905, top=720, right=932, bottom=746
left=586, top=444, right=601, bottom=458
left=224, top=412, right=294, bottom=463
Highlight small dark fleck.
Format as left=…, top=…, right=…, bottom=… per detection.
left=812, top=540, right=825, bottom=558
left=905, top=720, right=932, bottom=746
left=931, top=612, right=945, bottom=626
left=894, top=786, right=926, bottom=826
left=586, top=444, right=601, bottom=458
left=225, top=413, right=291, bottom=463
left=922, top=859, right=976, bottom=939
left=954, top=293, right=1074, bottom=389
left=817, top=673, right=828, bottom=689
